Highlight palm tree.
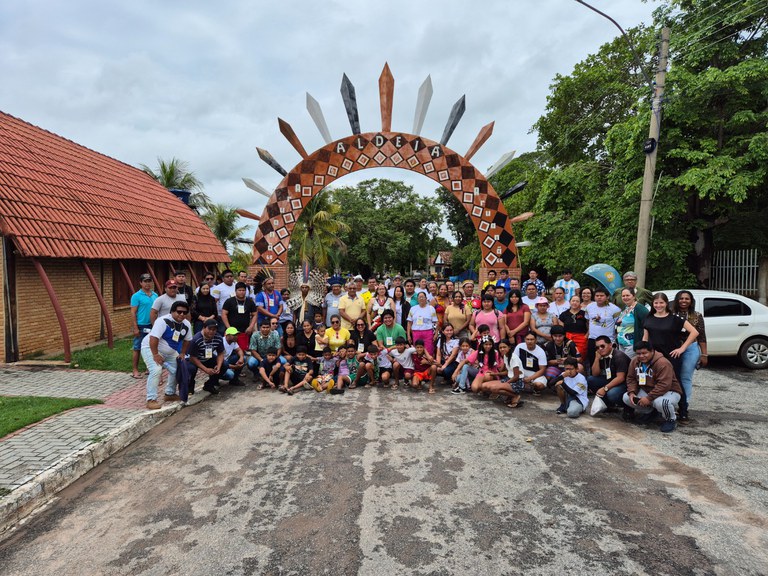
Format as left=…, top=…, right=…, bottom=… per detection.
left=140, top=157, right=212, bottom=210
left=201, top=203, right=249, bottom=254
left=290, top=191, right=349, bottom=270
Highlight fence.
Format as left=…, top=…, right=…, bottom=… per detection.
left=710, top=249, right=760, bottom=295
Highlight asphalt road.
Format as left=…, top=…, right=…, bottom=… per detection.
left=1, top=362, right=767, bottom=576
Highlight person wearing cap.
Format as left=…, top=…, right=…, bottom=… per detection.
left=521, top=269, right=546, bottom=296
left=186, top=319, right=226, bottom=394
left=221, top=282, right=258, bottom=351
left=461, top=280, right=479, bottom=310
left=221, top=327, right=246, bottom=386
left=612, top=271, right=653, bottom=309
left=324, top=276, right=344, bottom=326
left=530, top=295, right=560, bottom=347
left=553, top=270, right=580, bottom=301
left=150, top=279, right=187, bottom=324
left=141, top=300, right=193, bottom=409
left=130, top=273, right=158, bottom=378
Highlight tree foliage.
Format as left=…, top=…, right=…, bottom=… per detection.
left=289, top=191, right=349, bottom=270
left=139, top=157, right=212, bottom=210
left=201, top=203, right=248, bottom=255
left=330, top=179, right=443, bottom=276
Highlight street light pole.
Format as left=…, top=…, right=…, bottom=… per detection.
left=633, top=27, right=670, bottom=286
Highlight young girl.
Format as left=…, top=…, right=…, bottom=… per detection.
left=469, top=336, right=500, bottom=393
left=335, top=346, right=352, bottom=389
left=451, top=338, right=474, bottom=394
left=312, top=347, right=337, bottom=392
left=435, top=324, right=460, bottom=383
left=480, top=339, right=524, bottom=408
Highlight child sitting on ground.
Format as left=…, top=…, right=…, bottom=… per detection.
left=360, top=344, right=381, bottom=388
left=556, top=357, right=589, bottom=418
left=312, top=347, right=337, bottom=393
left=411, top=339, right=438, bottom=393
left=451, top=338, right=474, bottom=394
left=281, top=346, right=315, bottom=395
left=257, top=347, right=283, bottom=389
left=346, top=343, right=363, bottom=389
left=389, top=337, right=416, bottom=390
left=335, top=346, right=352, bottom=390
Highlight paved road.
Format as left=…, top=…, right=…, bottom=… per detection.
left=1, top=363, right=767, bottom=575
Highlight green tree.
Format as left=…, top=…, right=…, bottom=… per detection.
left=201, top=203, right=248, bottom=255
left=139, top=157, right=212, bottom=211
left=331, top=179, right=442, bottom=276
left=289, top=191, right=350, bottom=270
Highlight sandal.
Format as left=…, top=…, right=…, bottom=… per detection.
left=257, top=383, right=265, bottom=390
left=278, top=386, right=287, bottom=394
left=428, top=388, right=435, bottom=394
left=507, top=400, right=524, bottom=409
left=349, top=384, right=357, bottom=389
left=391, top=383, right=398, bottom=390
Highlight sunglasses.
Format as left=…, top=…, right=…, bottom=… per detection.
left=356, top=324, right=365, bottom=327
left=331, top=320, right=340, bottom=324
left=175, top=310, right=189, bottom=315
left=597, top=344, right=609, bottom=350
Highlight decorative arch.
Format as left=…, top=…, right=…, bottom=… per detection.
left=249, top=65, right=520, bottom=279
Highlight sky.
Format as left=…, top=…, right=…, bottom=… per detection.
left=0, top=1, right=658, bottom=241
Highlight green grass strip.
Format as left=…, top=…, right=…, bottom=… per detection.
left=0, top=396, right=103, bottom=438
left=51, top=337, right=146, bottom=373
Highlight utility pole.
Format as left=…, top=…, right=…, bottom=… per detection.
left=634, top=27, right=670, bottom=287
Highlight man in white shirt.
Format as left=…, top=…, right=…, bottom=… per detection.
left=212, top=269, right=237, bottom=315
left=585, top=286, right=621, bottom=368
left=150, top=280, right=187, bottom=324
left=522, top=283, right=540, bottom=310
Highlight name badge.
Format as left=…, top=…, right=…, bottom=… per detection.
left=386, top=337, right=393, bottom=346
left=332, top=300, right=339, bottom=308
left=172, top=330, right=180, bottom=342
left=204, top=346, right=213, bottom=359
left=639, top=373, right=647, bottom=386
left=605, top=367, right=612, bottom=380
left=526, top=356, right=534, bottom=369
left=416, top=317, right=424, bottom=326
left=357, top=343, right=364, bottom=353
left=268, top=298, right=274, bottom=307
left=237, top=304, right=245, bottom=314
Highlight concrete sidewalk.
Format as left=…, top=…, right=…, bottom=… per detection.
left=0, top=366, right=210, bottom=534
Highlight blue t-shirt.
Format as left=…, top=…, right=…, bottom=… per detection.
left=130, top=290, right=158, bottom=325
left=255, top=290, right=283, bottom=325
left=496, top=278, right=511, bottom=292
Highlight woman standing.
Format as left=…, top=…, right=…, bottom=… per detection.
left=530, top=297, right=560, bottom=347
left=470, top=295, right=506, bottom=343
left=579, top=287, right=594, bottom=310
left=616, top=287, right=648, bottom=359
left=643, top=293, right=699, bottom=376
left=672, top=290, right=707, bottom=422
left=367, top=284, right=394, bottom=331
left=559, top=295, right=588, bottom=360
left=505, top=289, right=531, bottom=345
left=192, top=283, right=218, bottom=334
left=444, top=290, right=472, bottom=339
left=391, top=285, right=411, bottom=332
left=407, top=292, right=438, bottom=355
left=434, top=284, right=449, bottom=330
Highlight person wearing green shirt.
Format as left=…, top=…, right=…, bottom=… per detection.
left=376, top=310, right=408, bottom=350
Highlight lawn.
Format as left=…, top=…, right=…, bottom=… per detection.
left=0, top=396, right=103, bottom=438
left=51, top=337, right=146, bottom=373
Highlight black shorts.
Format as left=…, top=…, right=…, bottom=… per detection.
left=290, top=371, right=309, bottom=386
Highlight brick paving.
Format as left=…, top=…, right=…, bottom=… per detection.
left=0, top=366, right=185, bottom=493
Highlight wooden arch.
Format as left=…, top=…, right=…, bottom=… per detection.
left=251, top=131, right=519, bottom=271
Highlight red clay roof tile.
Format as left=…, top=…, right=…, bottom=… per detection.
left=0, top=111, right=230, bottom=263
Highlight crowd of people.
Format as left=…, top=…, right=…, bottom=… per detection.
left=130, top=267, right=706, bottom=433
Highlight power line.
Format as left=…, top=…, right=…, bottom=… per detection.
left=672, top=0, right=747, bottom=47
left=675, top=1, right=768, bottom=53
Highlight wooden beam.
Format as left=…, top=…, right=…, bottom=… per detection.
left=117, top=261, right=134, bottom=295
left=31, top=258, right=71, bottom=363
left=81, top=260, right=113, bottom=348
left=187, top=262, right=199, bottom=288
left=146, top=262, right=160, bottom=289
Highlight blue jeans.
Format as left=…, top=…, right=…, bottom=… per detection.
left=679, top=342, right=700, bottom=414
left=141, top=348, right=179, bottom=401
left=587, top=375, right=627, bottom=408
left=439, top=361, right=459, bottom=381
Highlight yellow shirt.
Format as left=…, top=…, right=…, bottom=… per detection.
left=327, top=327, right=351, bottom=352
left=482, top=280, right=497, bottom=290
left=338, top=294, right=365, bottom=330
left=361, top=290, right=373, bottom=306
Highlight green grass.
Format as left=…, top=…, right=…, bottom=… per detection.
left=0, top=396, right=103, bottom=438
left=51, top=337, right=146, bottom=373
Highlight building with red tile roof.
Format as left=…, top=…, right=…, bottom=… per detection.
left=0, top=112, right=230, bottom=362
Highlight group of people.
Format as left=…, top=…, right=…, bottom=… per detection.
left=129, top=267, right=706, bottom=433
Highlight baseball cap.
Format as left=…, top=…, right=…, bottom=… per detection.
left=139, top=273, right=152, bottom=281
left=203, top=319, right=218, bottom=328
left=225, top=327, right=239, bottom=335
left=536, top=297, right=549, bottom=305
left=165, top=280, right=178, bottom=288
left=354, top=274, right=363, bottom=281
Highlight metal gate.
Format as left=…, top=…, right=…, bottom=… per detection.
left=710, top=249, right=760, bottom=295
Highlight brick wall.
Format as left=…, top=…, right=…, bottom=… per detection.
left=15, top=258, right=133, bottom=358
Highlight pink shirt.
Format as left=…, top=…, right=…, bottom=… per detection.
left=467, top=349, right=498, bottom=376
left=474, top=309, right=502, bottom=341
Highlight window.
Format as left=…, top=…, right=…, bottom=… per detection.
left=703, top=298, right=751, bottom=318
left=113, top=260, right=149, bottom=307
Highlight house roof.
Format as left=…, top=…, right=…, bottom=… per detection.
left=432, top=250, right=453, bottom=265
left=0, top=112, right=230, bottom=263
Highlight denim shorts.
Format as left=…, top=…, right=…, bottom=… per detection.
left=133, top=325, right=152, bottom=351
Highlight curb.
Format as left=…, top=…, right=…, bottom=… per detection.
left=0, top=392, right=207, bottom=536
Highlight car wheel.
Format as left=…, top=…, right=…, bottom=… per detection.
left=739, top=337, right=768, bottom=370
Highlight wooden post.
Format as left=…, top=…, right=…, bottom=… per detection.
left=118, top=260, right=134, bottom=295
left=82, top=260, right=114, bottom=348
left=31, top=258, right=71, bottom=363
left=146, top=261, right=160, bottom=289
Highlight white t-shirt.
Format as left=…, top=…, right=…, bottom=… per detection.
left=563, top=372, right=589, bottom=407
left=548, top=301, right=570, bottom=316
left=212, top=282, right=238, bottom=314
left=407, top=305, right=438, bottom=331
left=390, top=347, right=416, bottom=369
left=513, top=343, right=547, bottom=373
left=222, top=337, right=240, bottom=357
left=503, top=352, right=524, bottom=379
left=151, top=293, right=186, bottom=318
left=585, top=302, right=621, bottom=340
left=522, top=295, right=540, bottom=310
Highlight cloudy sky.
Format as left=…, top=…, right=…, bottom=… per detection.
left=0, top=1, right=657, bottom=240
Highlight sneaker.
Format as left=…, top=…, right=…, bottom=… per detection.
left=163, top=394, right=180, bottom=402
left=635, top=411, right=657, bottom=425
left=450, top=387, right=462, bottom=395
left=555, top=404, right=567, bottom=414
left=677, top=415, right=691, bottom=426
left=203, top=385, right=219, bottom=395
left=146, top=399, right=162, bottom=410
left=660, top=420, right=677, bottom=433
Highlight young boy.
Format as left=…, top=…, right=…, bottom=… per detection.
left=281, top=346, right=315, bottom=395
left=361, top=344, right=381, bottom=388
left=389, top=337, right=416, bottom=390
left=346, top=343, right=363, bottom=389
left=312, top=347, right=337, bottom=393
left=471, top=324, right=491, bottom=349
left=556, top=357, right=589, bottom=418
left=376, top=346, right=393, bottom=388
left=411, top=339, right=438, bottom=393
left=257, top=347, right=283, bottom=389
left=313, top=311, right=325, bottom=330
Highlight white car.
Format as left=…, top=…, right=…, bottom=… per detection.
left=660, top=290, right=768, bottom=369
